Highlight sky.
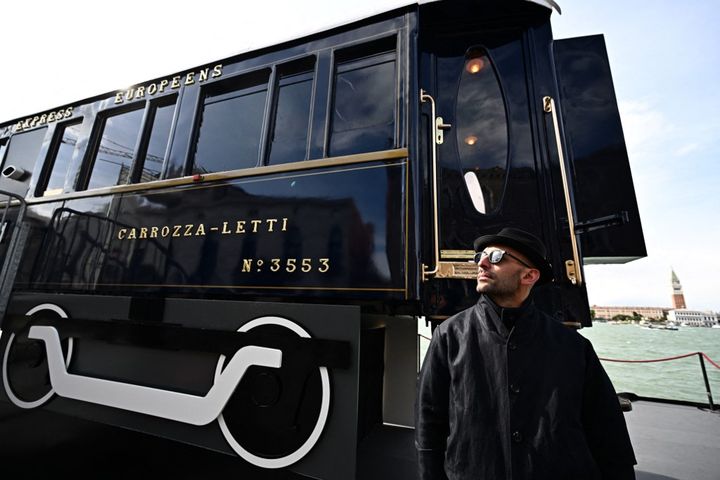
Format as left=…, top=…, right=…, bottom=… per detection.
left=0, top=1, right=717, bottom=311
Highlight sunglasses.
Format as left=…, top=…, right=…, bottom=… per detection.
left=474, top=249, right=532, bottom=269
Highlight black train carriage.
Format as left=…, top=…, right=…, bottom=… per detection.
left=0, top=1, right=645, bottom=478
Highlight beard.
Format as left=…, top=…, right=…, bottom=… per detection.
left=476, top=268, right=522, bottom=299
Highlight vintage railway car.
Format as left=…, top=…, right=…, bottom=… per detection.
left=0, top=0, right=644, bottom=478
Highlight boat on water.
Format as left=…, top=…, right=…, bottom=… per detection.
left=643, top=324, right=679, bottom=331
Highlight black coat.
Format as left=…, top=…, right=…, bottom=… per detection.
left=415, top=295, right=636, bottom=480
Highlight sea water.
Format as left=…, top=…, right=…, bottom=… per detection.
left=580, top=323, right=720, bottom=405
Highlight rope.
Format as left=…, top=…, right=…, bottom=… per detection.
left=599, top=352, right=720, bottom=370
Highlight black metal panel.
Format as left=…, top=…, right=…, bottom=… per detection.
left=554, top=35, right=646, bottom=263
left=20, top=160, right=407, bottom=302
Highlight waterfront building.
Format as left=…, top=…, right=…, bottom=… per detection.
left=592, top=305, right=666, bottom=321
left=667, top=309, right=716, bottom=327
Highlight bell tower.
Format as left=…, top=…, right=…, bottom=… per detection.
left=671, top=269, right=686, bottom=309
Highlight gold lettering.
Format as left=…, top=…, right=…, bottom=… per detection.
left=172, top=225, right=182, bottom=237
left=270, top=258, right=281, bottom=272
left=118, top=228, right=127, bottom=240
left=301, top=258, right=312, bottom=272
left=39, top=114, right=47, bottom=126
left=236, top=221, right=246, bottom=233
left=30, top=116, right=39, bottom=127
left=250, top=220, right=262, bottom=233
left=198, top=68, right=209, bottom=82
left=47, top=112, right=55, bottom=122
left=286, top=258, right=296, bottom=273
left=185, top=72, right=195, bottom=85
left=195, top=223, right=206, bottom=236
left=242, top=259, right=252, bottom=272
left=127, top=228, right=137, bottom=239
left=115, top=92, right=124, bottom=104
left=159, top=79, right=169, bottom=92
left=150, top=226, right=159, bottom=238
left=64, top=107, right=73, bottom=118
left=161, top=226, right=170, bottom=237
left=266, top=218, right=277, bottom=232
left=212, top=64, right=223, bottom=78
left=222, top=221, right=232, bottom=234
left=281, top=218, right=288, bottom=231
left=14, top=121, right=23, bottom=132
left=23, top=119, right=31, bottom=129
left=318, top=258, right=330, bottom=273
left=171, top=76, right=181, bottom=89
left=135, top=86, right=146, bottom=99
left=125, top=89, right=135, bottom=101
left=184, top=224, right=193, bottom=236
left=139, top=227, right=148, bottom=239
left=147, top=83, right=158, bottom=95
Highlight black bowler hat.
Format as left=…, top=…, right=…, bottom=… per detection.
left=473, top=227, right=554, bottom=284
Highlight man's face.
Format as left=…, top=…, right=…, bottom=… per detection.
left=475, top=244, right=531, bottom=297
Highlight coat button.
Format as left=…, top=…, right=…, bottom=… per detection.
left=510, top=384, right=520, bottom=394
left=508, top=341, right=517, bottom=350
left=512, top=431, right=523, bottom=443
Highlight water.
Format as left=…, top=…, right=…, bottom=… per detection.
left=580, top=323, right=720, bottom=405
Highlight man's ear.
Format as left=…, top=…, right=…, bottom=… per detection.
left=520, top=268, right=540, bottom=287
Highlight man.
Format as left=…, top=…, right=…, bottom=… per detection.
left=415, top=227, right=636, bottom=479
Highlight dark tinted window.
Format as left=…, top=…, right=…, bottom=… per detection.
left=267, top=62, right=314, bottom=165
left=193, top=71, right=270, bottom=174
left=88, top=107, right=144, bottom=190
left=455, top=47, right=508, bottom=215
left=43, top=120, right=82, bottom=196
left=0, top=128, right=46, bottom=197
left=329, top=45, right=396, bottom=156
left=138, top=99, right=176, bottom=182
left=0, top=139, right=7, bottom=167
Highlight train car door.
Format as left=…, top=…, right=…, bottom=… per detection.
left=419, top=6, right=591, bottom=324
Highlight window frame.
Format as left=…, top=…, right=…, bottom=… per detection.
left=36, top=118, right=84, bottom=197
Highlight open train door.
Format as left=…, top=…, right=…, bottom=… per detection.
left=419, top=3, right=644, bottom=326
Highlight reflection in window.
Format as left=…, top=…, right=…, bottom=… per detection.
left=88, top=107, right=144, bottom=190
left=329, top=48, right=396, bottom=156
left=138, top=99, right=176, bottom=182
left=43, top=120, right=82, bottom=195
left=0, top=140, right=7, bottom=173
left=267, top=64, right=314, bottom=165
left=456, top=47, right=508, bottom=215
left=193, top=72, right=269, bottom=174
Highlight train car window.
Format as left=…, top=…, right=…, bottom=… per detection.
left=328, top=39, right=396, bottom=157
left=0, top=139, right=7, bottom=167
left=266, top=59, right=315, bottom=165
left=456, top=47, right=508, bottom=215
left=0, top=128, right=46, bottom=188
left=41, top=119, right=83, bottom=196
left=87, top=106, right=145, bottom=190
left=136, top=97, right=176, bottom=182
left=192, top=70, right=270, bottom=174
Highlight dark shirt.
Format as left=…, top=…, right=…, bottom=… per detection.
left=415, top=294, right=636, bottom=480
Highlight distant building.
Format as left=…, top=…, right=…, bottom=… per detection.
left=592, top=305, right=666, bottom=321
left=667, top=309, right=716, bottom=327
left=671, top=269, right=687, bottom=309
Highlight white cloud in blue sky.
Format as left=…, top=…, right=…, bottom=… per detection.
left=1, top=1, right=718, bottom=310
left=553, top=1, right=720, bottom=311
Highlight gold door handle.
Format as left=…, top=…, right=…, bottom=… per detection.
left=420, top=89, right=441, bottom=281
left=543, top=96, right=583, bottom=285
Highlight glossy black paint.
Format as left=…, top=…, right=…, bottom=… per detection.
left=554, top=35, right=646, bottom=262
left=17, top=160, right=407, bottom=301
left=0, top=294, right=362, bottom=480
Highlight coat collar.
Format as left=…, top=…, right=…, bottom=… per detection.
left=475, top=294, right=539, bottom=343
